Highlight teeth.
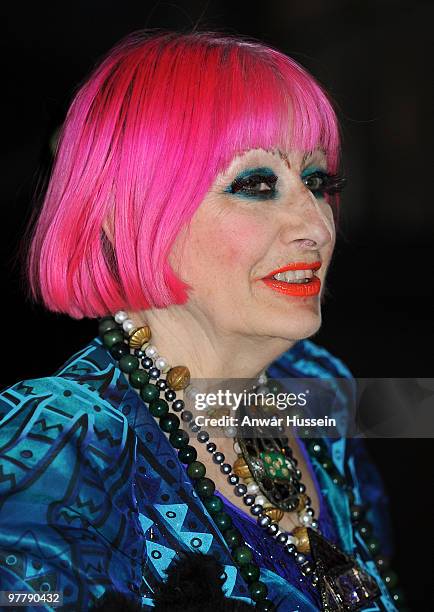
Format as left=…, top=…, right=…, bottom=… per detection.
left=273, top=269, right=315, bottom=283
left=274, top=271, right=296, bottom=282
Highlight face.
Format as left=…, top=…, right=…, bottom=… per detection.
left=168, top=148, right=336, bottom=343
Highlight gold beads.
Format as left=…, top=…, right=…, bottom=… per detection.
left=166, top=366, right=191, bottom=390
left=292, top=526, right=310, bottom=554
left=129, top=326, right=151, bottom=349
left=295, top=493, right=309, bottom=512
left=233, top=458, right=251, bottom=480
left=263, top=507, right=284, bottom=523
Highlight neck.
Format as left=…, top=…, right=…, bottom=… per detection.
left=127, top=304, right=295, bottom=383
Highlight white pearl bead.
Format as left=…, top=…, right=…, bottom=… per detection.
left=224, top=426, right=237, bottom=438
left=258, top=372, right=268, bottom=385
left=233, top=441, right=241, bottom=454
left=299, top=512, right=313, bottom=526
left=155, top=357, right=168, bottom=371
left=255, top=495, right=265, bottom=506
left=114, top=311, right=128, bottom=324
left=122, top=319, right=135, bottom=334
left=247, top=483, right=259, bottom=494
left=145, top=345, right=158, bottom=358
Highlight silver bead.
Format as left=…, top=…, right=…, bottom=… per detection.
left=213, top=452, right=225, bottom=464
left=243, top=494, right=255, bottom=506
left=300, top=561, right=313, bottom=576
left=267, top=523, right=279, bottom=536
left=251, top=504, right=263, bottom=516
left=224, top=426, right=237, bottom=438
left=256, top=384, right=269, bottom=394
left=185, top=386, right=201, bottom=400
left=295, top=552, right=306, bottom=564
left=234, top=484, right=247, bottom=496
left=258, top=515, right=271, bottom=528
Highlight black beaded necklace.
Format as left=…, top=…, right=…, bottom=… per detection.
left=98, top=314, right=407, bottom=611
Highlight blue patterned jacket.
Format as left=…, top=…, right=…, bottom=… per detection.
left=0, top=337, right=397, bottom=611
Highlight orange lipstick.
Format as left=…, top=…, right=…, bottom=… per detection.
left=261, top=261, right=322, bottom=297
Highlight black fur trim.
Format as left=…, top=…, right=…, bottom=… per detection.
left=152, top=550, right=256, bottom=611
left=89, top=550, right=257, bottom=611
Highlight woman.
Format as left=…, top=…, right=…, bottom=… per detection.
left=0, top=31, right=406, bottom=611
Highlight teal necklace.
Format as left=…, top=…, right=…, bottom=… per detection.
left=99, top=314, right=406, bottom=611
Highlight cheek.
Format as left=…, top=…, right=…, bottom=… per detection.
left=200, top=216, right=266, bottom=271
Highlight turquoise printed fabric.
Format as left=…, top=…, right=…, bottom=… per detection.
left=0, top=337, right=398, bottom=611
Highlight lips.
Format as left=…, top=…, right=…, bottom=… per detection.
left=260, top=260, right=322, bottom=297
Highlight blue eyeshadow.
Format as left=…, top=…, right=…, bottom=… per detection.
left=224, top=167, right=278, bottom=200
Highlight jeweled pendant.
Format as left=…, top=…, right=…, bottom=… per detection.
left=307, top=528, right=381, bottom=611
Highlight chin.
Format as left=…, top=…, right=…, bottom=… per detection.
left=272, top=309, right=322, bottom=342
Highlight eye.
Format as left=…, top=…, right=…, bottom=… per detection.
left=302, top=170, right=347, bottom=196
left=227, top=171, right=278, bottom=198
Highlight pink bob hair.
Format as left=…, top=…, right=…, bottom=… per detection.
left=26, top=30, right=342, bottom=319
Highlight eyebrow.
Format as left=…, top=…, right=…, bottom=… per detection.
left=278, top=149, right=323, bottom=168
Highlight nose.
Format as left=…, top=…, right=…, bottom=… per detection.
left=278, top=188, right=335, bottom=250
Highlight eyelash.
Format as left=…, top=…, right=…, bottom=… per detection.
left=302, top=171, right=347, bottom=196
left=230, top=173, right=278, bottom=197
left=229, top=170, right=347, bottom=198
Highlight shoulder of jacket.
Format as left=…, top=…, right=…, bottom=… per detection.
left=0, top=373, right=130, bottom=494
left=272, top=338, right=354, bottom=379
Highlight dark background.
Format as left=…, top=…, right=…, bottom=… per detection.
left=2, top=1, right=433, bottom=608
